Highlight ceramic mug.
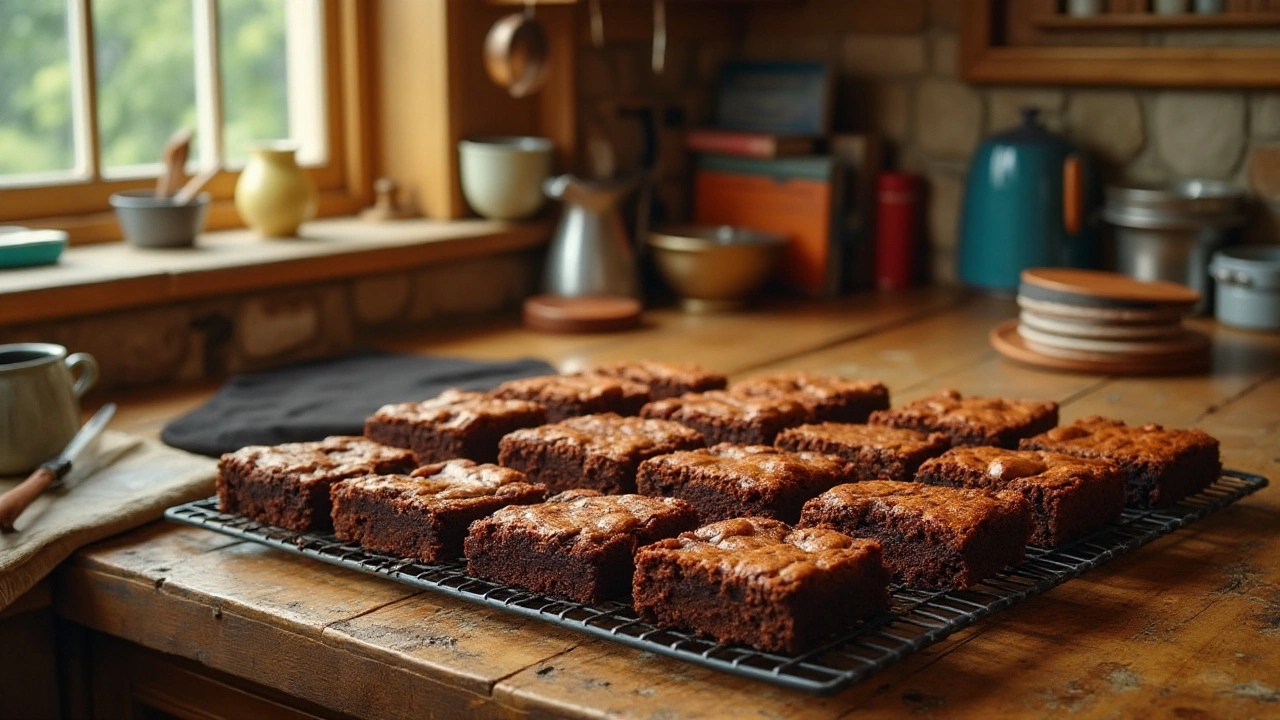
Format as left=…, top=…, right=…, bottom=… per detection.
left=458, top=137, right=553, bottom=220
left=0, top=343, right=98, bottom=475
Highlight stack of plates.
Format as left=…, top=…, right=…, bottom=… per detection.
left=990, top=268, right=1210, bottom=375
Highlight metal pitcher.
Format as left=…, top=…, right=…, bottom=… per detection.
left=542, top=173, right=639, bottom=298
left=0, top=343, right=98, bottom=475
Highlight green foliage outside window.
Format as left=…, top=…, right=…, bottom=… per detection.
left=0, top=0, right=290, bottom=177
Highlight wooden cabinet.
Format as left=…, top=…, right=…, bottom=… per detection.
left=78, top=632, right=359, bottom=720
left=960, top=0, right=1280, bottom=87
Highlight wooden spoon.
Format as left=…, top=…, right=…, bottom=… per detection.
left=173, top=164, right=221, bottom=205
left=156, top=128, right=193, bottom=198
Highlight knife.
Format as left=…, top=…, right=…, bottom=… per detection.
left=0, top=403, right=117, bottom=532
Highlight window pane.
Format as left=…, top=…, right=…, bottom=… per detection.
left=94, top=0, right=197, bottom=173
left=0, top=0, right=76, bottom=177
left=219, top=0, right=288, bottom=164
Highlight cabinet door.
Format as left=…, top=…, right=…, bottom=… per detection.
left=89, top=635, right=357, bottom=720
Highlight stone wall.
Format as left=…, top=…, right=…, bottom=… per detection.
left=574, top=33, right=731, bottom=229
left=725, top=1, right=1280, bottom=283
left=0, top=250, right=539, bottom=393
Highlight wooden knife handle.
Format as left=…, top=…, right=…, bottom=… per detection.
left=0, top=467, right=57, bottom=532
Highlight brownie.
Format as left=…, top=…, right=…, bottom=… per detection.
left=488, top=375, right=650, bottom=422
left=464, top=489, right=699, bottom=604
left=916, top=447, right=1126, bottom=547
left=775, top=423, right=951, bottom=481
left=1020, top=416, right=1221, bottom=508
left=330, top=459, right=546, bottom=562
left=633, top=517, right=890, bottom=654
left=869, top=389, right=1059, bottom=448
left=217, top=436, right=418, bottom=532
left=575, top=360, right=728, bottom=400
left=498, top=413, right=705, bottom=495
left=731, top=372, right=890, bottom=423
left=364, top=389, right=547, bottom=465
left=636, top=443, right=851, bottom=524
left=639, top=390, right=808, bottom=445
left=799, top=480, right=1031, bottom=589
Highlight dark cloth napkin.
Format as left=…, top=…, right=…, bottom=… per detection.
left=161, top=351, right=555, bottom=456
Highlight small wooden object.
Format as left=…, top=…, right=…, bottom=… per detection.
left=361, top=178, right=415, bottom=222
left=0, top=468, right=57, bottom=533
left=155, top=129, right=193, bottom=199
left=173, top=164, right=221, bottom=206
left=1019, top=268, right=1200, bottom=309
left=522, top=295, right=642, bottom=333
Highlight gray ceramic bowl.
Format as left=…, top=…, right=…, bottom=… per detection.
left=110, top=189, right=210, bottom=248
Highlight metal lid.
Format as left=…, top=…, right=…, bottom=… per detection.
left=1209, top=246, right=1280, bottom=291
left=1104, top=180, right=1246, bottom=230
left=988, top=106, right=1074, bottom=148
left=648, top=225, right=786, bottom=251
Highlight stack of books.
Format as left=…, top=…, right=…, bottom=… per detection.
left=689, top=61, right=879, bottom=298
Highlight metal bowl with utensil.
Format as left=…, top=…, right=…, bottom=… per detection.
left=647, top=225, right=786, bottom=313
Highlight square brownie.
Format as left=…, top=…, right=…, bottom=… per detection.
left=575, top=360, right=728, bottom=400
left=869, top=389, right=1058, bottom=448
left=217, top=436, right=418, bottom=532
left=775, top=423, right=951, bottom=481
left=463, top=489, right=699, bottom=604
left=731, top=372, right=890, bottom=423
left=365, top=389, right=547, bottom=465
left=916, top=447, right=1126, bottom=547
left=498, top=413, right=705, bottom=494
left=636, top=443, right=852, bottom=524
left=1020, top=416, right=1221, bottom=508
left=799, top=480, right=1031, bottom=590
left=639, top=390, right=808, bottom=445
left=488, top=375, right=650, bottom=422
left=633, top=517, right=890, bottom=654
left=330, top=459, right=546, bottom=562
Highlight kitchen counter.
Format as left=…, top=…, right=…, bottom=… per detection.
left=50, top=289, right=1280, bottom=719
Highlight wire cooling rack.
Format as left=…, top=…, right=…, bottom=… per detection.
left=165, top=470, right=1267, bottom=695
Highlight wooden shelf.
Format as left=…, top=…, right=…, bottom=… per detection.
left=1035, top=11, right=1280, bottom=30
left=961, top=0, right=1280, bottom=87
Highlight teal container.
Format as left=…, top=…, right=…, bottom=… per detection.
left=0, top=227, right=67, bottom=269
left=958, top=108, right=1098, bottom=293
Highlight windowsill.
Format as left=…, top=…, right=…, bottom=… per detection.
left=0, top=217, right=551, bottom=326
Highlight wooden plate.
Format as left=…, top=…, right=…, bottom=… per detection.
left=1020, top=268, right=1200, bottom=309
left=990, top=319, right=1210, bottom=376
left=522, top=295, right=642, bottom=333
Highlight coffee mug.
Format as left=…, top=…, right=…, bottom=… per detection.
left=458, top=137, right=553, bottom=220
left=0, top=343, right=99, bottom=475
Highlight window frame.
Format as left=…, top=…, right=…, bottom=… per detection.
left=0, top=0, right=373, bottom=245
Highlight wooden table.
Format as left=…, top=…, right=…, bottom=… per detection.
left=51, top=289, right=1280, bottom=719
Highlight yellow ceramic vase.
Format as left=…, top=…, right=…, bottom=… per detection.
left=234, top=142, right=317, bottom=237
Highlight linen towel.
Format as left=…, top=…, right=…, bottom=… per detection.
left=0, top=430, right=217, bottom=611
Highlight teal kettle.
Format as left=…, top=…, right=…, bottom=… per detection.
left=958, top=107, right=1097, bottom=293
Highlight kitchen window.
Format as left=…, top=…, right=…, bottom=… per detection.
left=0, top=0, right=370, bottom=243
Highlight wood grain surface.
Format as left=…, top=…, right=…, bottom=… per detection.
left=54, top=289, right=1280, bottom=719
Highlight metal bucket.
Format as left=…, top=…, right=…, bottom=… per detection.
left=1103, top=180, right=1245, bottom=315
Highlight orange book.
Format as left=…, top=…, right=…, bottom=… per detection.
left=694, top=156, right=844, bottom=297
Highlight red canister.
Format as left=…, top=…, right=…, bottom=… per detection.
left=875, top=172, right=920, bottom=291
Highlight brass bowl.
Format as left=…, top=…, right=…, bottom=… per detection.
left=647, top=225, right=786, bottom=313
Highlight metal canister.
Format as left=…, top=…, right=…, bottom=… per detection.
left=1102, top=180, right=1245, bottom=314
left=1210, top=246, right=1280, bottom=331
